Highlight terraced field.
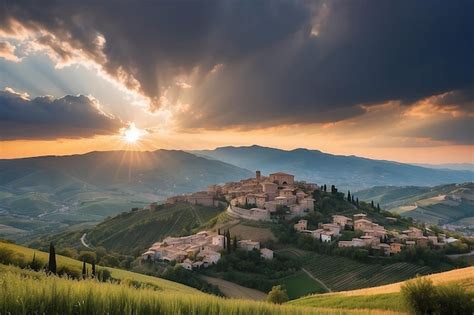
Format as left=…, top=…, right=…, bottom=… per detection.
left=302, top=253, right=433, bottom=291
left=85, top=202, right=224, bottom=254
left=277, top=249, right=436, bottom=292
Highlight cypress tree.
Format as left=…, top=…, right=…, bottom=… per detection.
left=371, top=200, right=375, bottom=208
left=226, top=230, right=231, bottom=253
left=82, top=259, right=87, bottom=279
left=351, top=195, right=355, bottom=204
left=233, top=235, right=237, bottom=251
left=377, top=203, right=381, bottom=212
left=356, top=198, right=359, bottom=206
left=347, top=191, right=351, bottom=202
left=92, top=260, right=96, bottom=278
left=223, top=230, right=226, bottom=250
left=48, top=242, right=57, bottom=275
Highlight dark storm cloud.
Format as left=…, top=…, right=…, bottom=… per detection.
left=405, top=116, right=474, bottom=145
left=0, top=89, right=124, bottom=140
left=0, top=0, right=473, bottom=129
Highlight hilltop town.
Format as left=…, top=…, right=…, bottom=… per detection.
left=142, top=171, right=463, bottom=270
left=143, top=171, right=316, bottom=267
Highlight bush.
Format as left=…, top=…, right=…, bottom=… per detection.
left=78, top=251, right=97, bottom=264
left=401, top=276, right=474, bottom=314
left=267, top=285, right=289, bottom=304
left=436, top=284, right=474, bottom=314
left=401, top=277, right=437, bottom=314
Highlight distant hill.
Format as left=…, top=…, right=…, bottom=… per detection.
left=414, top=163, right=474, bottom=172
left=192, top=145, right=473, bottom=190
left=355, top=183, right=474, bottom=226
left=0, top=150, right=251, bottom=239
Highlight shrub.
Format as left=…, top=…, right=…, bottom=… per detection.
left=78, top=251, right=97, bottom=264
left=401, top=276, right=437, bottom=314
left=267, top=285, right=289, bottom=304
left=401, top=276, right=474, bottom=314
left=436, top=284, right=474, bottom=314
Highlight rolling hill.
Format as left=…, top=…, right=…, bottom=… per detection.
left=289, top=266, right=474, bottom=313
left=36, top=202, right=225, bottom=255
left=355, top=183, right=474, bottom=226
left=192, top=145, right=473, bottom=190
left=0, top=150, right=251, bottom=240
left=0, top=241, right=393, bottom=315
left=0, top=240, right=199, bottom=294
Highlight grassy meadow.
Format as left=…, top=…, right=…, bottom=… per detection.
left=289, top=266, right=474, bottom=312
left=0, top=264, right=405, bottom=315
left=0, top=240, right=197, bottom=293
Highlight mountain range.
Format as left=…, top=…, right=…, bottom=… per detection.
left=1, top=146, right=472, bottom=240
left=192, top=145, right=473, bottom=190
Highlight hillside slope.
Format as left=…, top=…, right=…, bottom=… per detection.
left=0, top=240, right=199, bottom=294
left=192, top=145, right=473, bottom=190
left=0, top=150, right=251, bottom=239
left=32, top=202, right=225, bottom=255
left=289, top=266, right=474, bottom=313
left=356, top=183, right=474, bottom=226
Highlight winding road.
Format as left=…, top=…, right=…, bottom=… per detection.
left=80, top=233, right=92, bottom=249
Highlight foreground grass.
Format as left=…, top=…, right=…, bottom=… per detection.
left=289, top=266, right=474, bottom=312
left=0, top=265, right=401, bottom=315
left=290, top=292, right=404, bottom=312
left=0, top=241, right=198, bottom=294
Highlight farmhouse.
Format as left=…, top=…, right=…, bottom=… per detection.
left=238, top=240, right=261, bottom=251
left=260, top=248, right=274, bottom=260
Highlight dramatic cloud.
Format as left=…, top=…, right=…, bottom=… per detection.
left=0, top=41, right=20, bottom=62
left=0, top=0, right=473, bottom=131
left=0, top=88, right=124, bottom=140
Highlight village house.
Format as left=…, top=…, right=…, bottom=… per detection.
left=332, top=215, right=353, bottom=228
left=294, top=219, right=308, bottom=231
left=390, top=243, right=403, bottom=254
left=238, top=240, right=261, bottom=251
left=269, top=172, right=294, bottom=186
left=260, top=248, right=274, bottom=260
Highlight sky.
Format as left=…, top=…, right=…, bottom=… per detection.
left=0, top=0, right=473, bottom=163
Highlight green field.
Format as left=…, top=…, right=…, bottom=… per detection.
left=278, top=271, right=327, bottom=299
left=0, top=265, right=314, bottom=315
left=278, top=249, right=436, bottom=292
left=289, top=266, right=474, bottom=313
left=290, top=292, right=404, bottom=312
left=0, top=240, right=198, bottom=293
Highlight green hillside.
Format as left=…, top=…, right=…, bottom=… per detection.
left=0, top=150, right=251, bottom=241
left=1, top=264, right=392, bottom=315
left=355, top=183, right=474, bottom=226
left=289, top=266, right=474, bottom=313
left=0, top=242, right=392, bottom=315
left=277, top=249, right=440, bottom=292
left=0, top=240, right=198, bottom=294
left=32, top=202, right=225, bottom=255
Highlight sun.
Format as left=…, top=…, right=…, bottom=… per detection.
left=122, top=123, right=143, bottom=144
